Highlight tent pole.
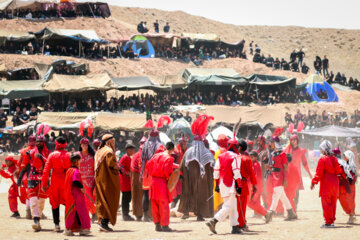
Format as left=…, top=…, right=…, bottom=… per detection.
left=107, top=42, right=110, bottom=58
left=42, top=39, right=45, bottom=55
left=79, top=41, right=81, bottom=57
left=256, top=84, right=259, bottom=100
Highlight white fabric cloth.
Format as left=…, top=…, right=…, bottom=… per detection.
left=213, top=151, right=241, bottom=198
left=184, top=140, right=215, bottom=177
left=270, top=186, right=292, bottom=211
left=344, top=150, right=357, bottom=176
left=319, top=140, right=332, bottom=156
left=214, top=193, right=238, bottom=226
left=30, top=197, right=39, bottom=218
left=26, top=199, right=30, bottom=210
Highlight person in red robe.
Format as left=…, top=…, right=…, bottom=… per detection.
left=311, top=140, right=345, bottom=228
left=170, top=137, right=187, bottom=208
left=236, top=140, right=258, bottom=231
left=131, top=137, right=147, bottom=221
left=64, top=153, right=91, bottom=236
left=337, top=150, right=357, bottom=224
left=17, top=135, right=49, bottom=232
left=41, top=136, right=71, bottom=232
left=266, top=136, right=297, bottom=222
left=0, top=156, right=20, bottom=218
left=141, top=129, right=165, bottom=222
left=119, top=143, right=136, bottom=221
left=248, top=151, right=270, bottom=220
left=78, top=138, right=96, bottom=222
left=284, top=134, right=312, bottom=212
left=146, top=142, right=178, bottom=232
left=18, top=136, right=36, bottom=219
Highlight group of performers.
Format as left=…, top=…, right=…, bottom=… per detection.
left=0, top=115, right=358, bottom=236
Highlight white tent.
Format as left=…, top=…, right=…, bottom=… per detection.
left=206, top=126, right=234, bottom=152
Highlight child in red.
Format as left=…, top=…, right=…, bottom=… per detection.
left=0, top=156, right=20, bottom=218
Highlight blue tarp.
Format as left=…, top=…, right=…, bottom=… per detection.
left=306, top=81, right=338, bottom=102
left=122, top=40, right=155, bottom=58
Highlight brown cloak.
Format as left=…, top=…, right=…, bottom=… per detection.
left=130, top=171, right=143, bottom=217
left=95, top=147, right=120, bottom=226
left=178, top=160, right=214, bottom=218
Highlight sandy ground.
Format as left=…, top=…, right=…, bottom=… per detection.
left=0, top=175, right=359, bottom=240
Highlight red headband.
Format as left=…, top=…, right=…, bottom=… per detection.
left=80, top=138, right=90, bottom=145
left=55, top=140, right=67, bottom=150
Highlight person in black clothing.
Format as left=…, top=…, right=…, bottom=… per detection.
left=327, top=71, right=334, bottom=84
left=184, top=112, right=192, bottom=123
left=290, top=50, right=297, bottom=63
left=170, top=110, right=183, bottom=121
left=265, top=54, right=274, bottom=67
left=313, top=56, right=322, bottom=74
left=137, top=21, right=145, bottom=33
left=274, top=58, right=281, bottom=70
left=164, top=22, right=170, bottom=33
left=154, top=20, right=159, bottom=33
left=249, top=41, right=254, bottom=55
left=281, top=58, right=290, bottom=70
left=297, top=48, right=305, bottom=68
left=11, top=107, right=22, bottom=127
left=322, top=55, right=329, bottom=76
left=334, top=72, right=342, bottom=83
left=0, top=109, right=7, bottom=128
left=301, top=63, right=309, bottom=74
left=253, top=52, right=261, bottom=63
left=19, top=108, right=30, bottom=125
left=348, top=77, right=354, bottom=88
left=291, top=60, right=299, bottom=72
left=341, top=74, right=347, bottom=85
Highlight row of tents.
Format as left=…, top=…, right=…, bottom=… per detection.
left=0, top=65, right=339, bottom=102
left=0, top=0, right=111, bottom=18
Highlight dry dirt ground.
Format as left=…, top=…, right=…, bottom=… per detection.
left=0, top=176, right=359, bottom=240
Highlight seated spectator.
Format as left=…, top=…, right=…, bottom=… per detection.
left=265, top=54, right=274, bottom=67
left=313, top=56, right=322, bottom=74
left=334, top=72, right=342, bottom=83
left=290, top=49, right=297, bottom=63
left=253, top=52, right=261, bottom=63
left=281, top=58, right=290, bottom=70
left=255, top=44, right=261, bottom=54
left=0, top=109, right=7, bottom=128
left=341, top=74, right=347, bottom=85
left=291, top=60, right=299, bottom=72
left=19, top=108, right=30, bottom=125
left=301, top=63, right=309, bottom=74
left=154, top=20, right=159, bottom=33
left=29, top=107, right=38, bottom=121
left=274, top=58, right=281, bottom=70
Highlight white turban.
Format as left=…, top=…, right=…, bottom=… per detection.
left=319, top=140, right=332, bottom=156
left=344, top=150, right=357, bottom=175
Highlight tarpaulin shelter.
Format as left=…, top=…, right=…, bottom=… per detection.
left=180, top=32, right=220, bottom=49
left=6, top=67, right=40, bottom=80
left=112, top=76, right=169, bottom=91
left=37, top=111, right=147, bottom=131
left=150, top=74, right=187, bottom=89
left=245, top=74, right=296, bottom=88
left=182, top=68, right=247, bottom=86
left=0, top=120, right=35, bottom=133
left=301, top=125, right=360, bottom=138
left=0, top=29, right=35, bottom=42
left=37, top=59, right=88, bottom=81
left=42, top=72, right=116, bottom=92
left=73, top=0, right=111, bottom=18
left=0, top=79, right=48, bottom=99
left=122, top=35, right=155, bottom=58
left=305, top=74, right=338, bottom=102
left=166, top=118, right=193, bottom=144
left=129, top=33, right=181, bottom=49
left=206, top=125, right=234, bottom=152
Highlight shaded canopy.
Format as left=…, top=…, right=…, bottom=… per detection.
left=181, top=33, right=220, bottom=42
left=0, top=29, right=35, bottom=42
left=35, top=27, right=108, bottom=43
left=301, top=125, right=360, bottom=138
left=150, top=74, right=187, bottom=89
left=182, top=68, right=247, bottom=86
left=112, top=76, right=168, bottom=90
left=37, top=111, right=147, bottom=132
left=0, top=80, right=48, bottom=99
left=42, top=72, right=116, bottom=92
left=245, top=74, right=296, bottom=88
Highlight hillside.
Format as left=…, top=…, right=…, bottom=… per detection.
left=0, top=5, right=360, bottom=79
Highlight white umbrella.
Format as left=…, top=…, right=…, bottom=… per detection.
left=206, top=126, right=234, bottom=152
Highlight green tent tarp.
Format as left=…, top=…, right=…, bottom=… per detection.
left=245, top=74, right=296, bottom=87
left=0, top=80, right=48, bottom=99
left=182, top=68, right=247, bottom=86
left=112, top=76, right=169, bottom=90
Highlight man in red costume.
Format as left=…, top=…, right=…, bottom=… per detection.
left=141, top=129, right=165, bottom=222
left=266, top=136, right=297, bottom=222
left=0, top=156, right=21, bottom=218
left=206, top=138, right=243, bottom=234
left=248, top=151, right=270, bottom=220
left=131, top=137, right=147, bottom=221
left=311, top=140, right=345, bottom=228
left=170, top=137, right=187, bottom=208
left=236, top=140, right=258, bottom=231
left=338, top=150, right=357, bottom=224
left=284, top=134, right=312, bottom=211
left=119, top=143, right=136, bottom=221
left=18, top=136, right=36, bottom=219
left=42, top=136, right=71, bottom=232
left=146, top=142, right=177, bottom=232
left=18, top=135, right=49, bottom=231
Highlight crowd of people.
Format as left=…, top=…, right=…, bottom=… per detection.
left=0, top=113, right=358, bottom=237
left=137, top=20, right=171, bottom=33
left=0, top=4, right=108, bottom=20
left=285, top=109, right=360, bottom=129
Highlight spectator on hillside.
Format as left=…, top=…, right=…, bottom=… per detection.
left=184, top=111, right=192, bottom=123
left=11, top=107, right=21, bottom=127
left=326, top=71, right=334, bottom=83
left=265, top=54, right=274, bottom=67
left=253, top=52, right=261, bottom=63
left=334, top=72, right=342, bottom=83
left=297, top=48, right=305, bottom=68
left=322, top=55, right=329, bottom=76
left=341, top=74, right=347, bottom=85
left=348, top=77, right=354, bottom=88
left=291, top=60, right=299, bottom=72
left=0, top=109, right=7, bottom=128
left=170, top=110, right=183, bottom=121
left=137, top=21, right=145, bottom=33
left=290, top=50, right=297, bottom=63
left=274, top=58, right=281, bottom=70
left=255, top=44, right=261, bottom=54
left=142, top=21, right=149, bottom=33
left=301, top=63, right=309, bottom=74
left=154, top=20, right=159, bottom=33
left=19, top=108, right=30, bottom=124
left=249, top=41, right=254, bottom=55
left=29, top=107, right=38, bottom=121
left=314, top=56, right=322, bottom=74
left=164, top=22, right=170, bottom=33
left=281, top=58, right=290, bottom=70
